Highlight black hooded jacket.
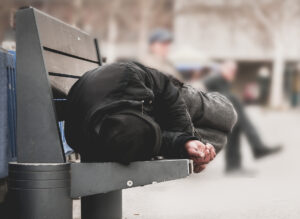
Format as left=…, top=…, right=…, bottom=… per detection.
left=65, top=62, right=237, bottom=160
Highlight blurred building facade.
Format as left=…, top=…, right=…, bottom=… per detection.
left=174, top=0, right=300, bottom=107
left=1, top=0, right=300, bottom=108
left=0, top=0, right=174, bottom=59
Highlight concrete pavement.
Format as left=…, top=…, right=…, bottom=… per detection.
left=123, top=107, right=300, bottom=219
left=73, top=107, right=300, bottom=218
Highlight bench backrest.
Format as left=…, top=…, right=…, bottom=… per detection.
left=16, top=7, right=101, bottom=163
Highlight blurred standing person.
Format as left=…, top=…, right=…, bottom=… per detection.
left=257, top=66, right=271, bottom=105
left=291, top=63, right=300, bottom=107
left=141, top=28, right=183, bottom=81
left=204, top=61, right=282, bottom=174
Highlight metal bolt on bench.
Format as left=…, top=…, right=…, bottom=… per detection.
left=9, top=7, right=191, bottom=219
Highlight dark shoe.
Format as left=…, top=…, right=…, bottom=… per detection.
left=254, top=145, right=282, bottom=159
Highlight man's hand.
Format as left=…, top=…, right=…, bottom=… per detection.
left=185, top=140, right=216, bottom=173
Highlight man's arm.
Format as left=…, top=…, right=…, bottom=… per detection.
left=136, top=63, right=219, bottom=172
left=144, top=68, right=197, bottom=159
left=159, top=131, right=198, bottom=158
left=152, top=72, right=194, bottom=134
left=149, top=69, right=217, bottom=169
left=197, top=92, right=238, bottom=135
left=133, top=62, right=196, bottom=158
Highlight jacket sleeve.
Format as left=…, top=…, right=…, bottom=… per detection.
left=160, top=131, right=198, bottom=158
left=198, top=92, right=237, bottom=134
left=152, top=71, right=193, bottom=133
left=142, top=66, right=195, bottom=158
left=194, top=92, right=238, bottom=153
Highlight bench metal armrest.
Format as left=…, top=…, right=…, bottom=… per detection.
left=71, top=159, right=191, bottom=198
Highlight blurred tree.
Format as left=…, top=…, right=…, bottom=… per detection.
left=0, top=0, right=174, bottom=59
left=106, top=0, right=121, bottom=62
left=246, top=0, right=300, bottom=108
left=174, top=0, right=300, bottom=108
left=0, top=0, right=15, bottom=43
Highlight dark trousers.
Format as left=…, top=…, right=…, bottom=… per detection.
left=225, top=95, right=265, bottom=171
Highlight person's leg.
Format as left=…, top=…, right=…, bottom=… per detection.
left=238, top=107, right=265, bottom=153
left=231, top=95, right=281, bottom=158
left=225, top=124, right=242, bottom=172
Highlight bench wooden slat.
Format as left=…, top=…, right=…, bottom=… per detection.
left=43, top=50, right=99, bottom=95
left=34, top=9, right=99, bottom=63
left=44, top=50, right=99, bottom=77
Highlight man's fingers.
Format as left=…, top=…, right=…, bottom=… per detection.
left=187, top=148, right=205, bottom=159
left=206, top=143, right=216, bottom=160
left=196, top=141, right=207, bottom=157
left=194, top=164, right=206, bottom=173
left=193, top=165, right=200, bottom=173
left=200, top=152, right=205, bottom=158
left=195, top=153, right=212, bottom=164
left=186, top=140, right=216, bottom=165
left=203, top=155, right=211, bottom=163
left=206, top=143, right=213, bottom=149
left=196, top=140, right=206, bottom=149
left=209, top=148, right=216, bottom=160
left=190, top=142, right=216, bottom=173
left=201, top=149, right=211, bottom=163
left=193, top=150, right=211, bottom=163
left=198, top=164, right=206, bottom=172
left=192, top=156, right=209, bottom=165
left=194, top=164, right=201, bottom=173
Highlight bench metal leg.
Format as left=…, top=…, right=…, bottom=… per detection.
left=8, top=163, right=72, bottom=219
left=81, top=190, right=122, bottom=219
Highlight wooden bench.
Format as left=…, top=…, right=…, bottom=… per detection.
left=9, top=7, right=191, bottom=219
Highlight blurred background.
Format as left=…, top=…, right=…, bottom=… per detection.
left=1, top=0, right=300, bottom=108
left=1, top=0, right=300, bottom=218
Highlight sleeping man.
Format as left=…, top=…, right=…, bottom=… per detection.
left=65, top=62, right=237, bottom=173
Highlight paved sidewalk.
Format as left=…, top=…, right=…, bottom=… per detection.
left=123, top=108, right=300, bottom=219
left=73, top=107, right=300, bottom=219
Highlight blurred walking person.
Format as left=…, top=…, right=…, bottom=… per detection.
left=291, top=63, right=300, bottom=107
left=204, top=61, right=282, bottom=174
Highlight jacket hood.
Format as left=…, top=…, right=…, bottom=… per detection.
left=65, top=62, right=155, bottom=151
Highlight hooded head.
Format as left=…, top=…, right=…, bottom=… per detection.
left=97, top=110, right=161, bottom=164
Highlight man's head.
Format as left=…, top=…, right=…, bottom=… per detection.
left=149, top=28, right=173, bottom=59
left=98, top=110, right=161, bottom=164
left=220, top=60, right=238, bottom=82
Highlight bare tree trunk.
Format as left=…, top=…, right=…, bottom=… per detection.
left=138, top=0, right=152, bottom=57
left=106, top=0, right=120, bottom=63
left=249, top=1, right=286, bottom=108
left=270, top=38, right=285, bottom=108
